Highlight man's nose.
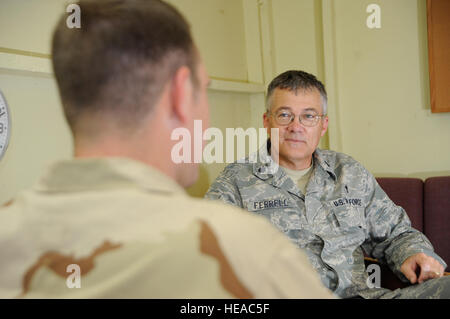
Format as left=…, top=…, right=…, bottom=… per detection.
left=288, top=116, right=306, bottom=132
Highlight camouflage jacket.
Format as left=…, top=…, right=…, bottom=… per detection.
left=205, top=145, right=447, bottom=298
left=0, top=158, right=334, bottom=299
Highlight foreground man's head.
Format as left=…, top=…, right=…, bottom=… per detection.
left=52, top=0, right=210, bottom=187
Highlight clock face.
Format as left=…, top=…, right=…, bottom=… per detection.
left=0, top=90, right=11, bottom=161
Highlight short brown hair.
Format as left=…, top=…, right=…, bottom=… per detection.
left=52, top=0, right=197, bottom=135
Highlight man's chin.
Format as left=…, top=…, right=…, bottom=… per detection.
left=279, top=138, right=307, bottom=151
left=279, top=147, right=311, bottom=161
left=282, top=142, right=308, bottom=152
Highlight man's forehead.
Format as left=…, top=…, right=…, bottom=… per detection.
left=272, top=87, right=320, bottom=99
left=271, top=88, right=322, bottom=110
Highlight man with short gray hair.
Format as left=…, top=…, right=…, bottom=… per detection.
left=206, top=70, right=450, bottom=299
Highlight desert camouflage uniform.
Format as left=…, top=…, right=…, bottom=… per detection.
left=205, top=143, right=449, bottom=299
left=0, top=157, right=334, bottom=299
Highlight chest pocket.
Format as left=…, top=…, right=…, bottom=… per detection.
left=333, top=206, right=366, bottom=229
left=319, top=203, right=368, bottom=250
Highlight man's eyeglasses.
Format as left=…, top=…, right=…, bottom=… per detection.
left=269, top=109, right=326, bottom=127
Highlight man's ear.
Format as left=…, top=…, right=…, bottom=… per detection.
left=321, top=116, right=329, bottom=137
left=170, top=66, right=193, bottom=125
left=263, top=112, right=271, bottom=137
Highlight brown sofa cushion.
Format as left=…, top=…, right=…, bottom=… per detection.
left=424, top=177, right=450, bottom=269
left=376, top=178, right=424, bottom=231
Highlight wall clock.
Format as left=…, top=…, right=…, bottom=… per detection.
left=0, top=90, right=11, bottom=160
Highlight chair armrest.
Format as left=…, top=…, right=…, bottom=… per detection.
left=364, top=257, right=450, bottom=286
left=364, top=257, right=410, bottom=290
left=364, top=257, right=379, bottom=264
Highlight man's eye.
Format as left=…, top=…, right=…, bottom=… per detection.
left=278, top=112, right=291, bottom=118
left=303, top=113, right=316, bottom=119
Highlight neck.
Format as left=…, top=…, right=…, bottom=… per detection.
left=278, top=156, right=312, bottom=171
left=74, top=129, right=177, bottom=184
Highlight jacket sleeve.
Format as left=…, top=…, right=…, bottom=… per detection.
left=360, top=168, right=447, bottom=281
left=204, top=168, right=244, bottom=208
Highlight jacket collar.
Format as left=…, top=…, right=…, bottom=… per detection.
left=313, top=148, right=337, bottom=181
left=252, top=140, right=337, bottom=192
left=34, top=157, right=186, bottom=196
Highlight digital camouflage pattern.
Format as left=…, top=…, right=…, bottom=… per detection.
left=206, top=143, right=448, bottom=299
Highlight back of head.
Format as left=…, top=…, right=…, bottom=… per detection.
left=52, top=0, right=197, bottom=138
left=266, top=70, right=328, bottom=114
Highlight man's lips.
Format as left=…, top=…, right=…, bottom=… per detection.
left=284, top=138, right=306, bottom=143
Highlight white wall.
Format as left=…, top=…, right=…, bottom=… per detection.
left=329, top=0, right=450, bottom=177
left=0, top=72, right=72, bottom=203
left=0, top=0, right=73, bottom=203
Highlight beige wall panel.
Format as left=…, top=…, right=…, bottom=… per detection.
left=0, top=0, right=65, bottom=54
left=270, top=0, right=324, bottom=79
left=167, top=0, right=248, bottom=81
left=331, top=0, right=450, bottom=177
left=186, top=90, right=253, bottom=197
left=0, top=73, right=72, bottom=203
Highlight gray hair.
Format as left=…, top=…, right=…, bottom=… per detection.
left=265, top=70, right=328, bottom=115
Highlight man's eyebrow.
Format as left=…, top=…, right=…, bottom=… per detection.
left=275, top=106, right=292, bottom=111
left=303, top=107, right=320, bottom=112
left=275, top=106, right=320, bottom=112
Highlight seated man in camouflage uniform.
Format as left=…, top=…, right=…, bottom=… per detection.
left=0, top=2, right=334, bottom=299
left=205, top=70, right=450, bottom=299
